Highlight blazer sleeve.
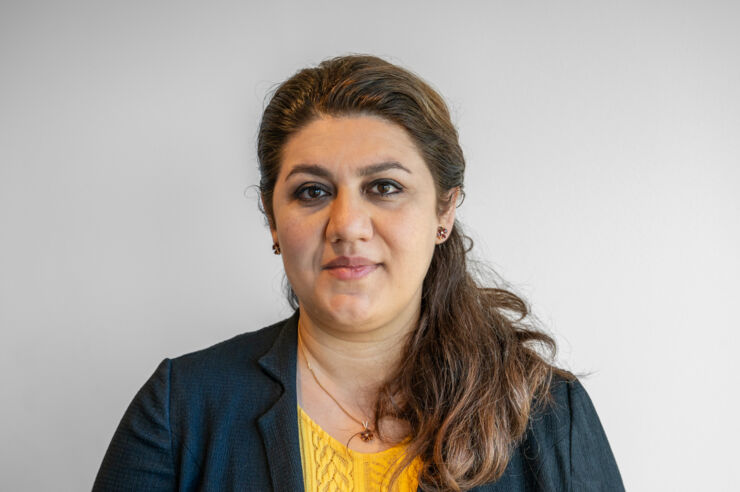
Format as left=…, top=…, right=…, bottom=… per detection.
left=568, top=380, right=625, bottom=492
left=93, top=359, right=176, bottom=491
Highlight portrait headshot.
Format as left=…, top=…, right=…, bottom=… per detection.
left=1, top=1, right=738, bottom=491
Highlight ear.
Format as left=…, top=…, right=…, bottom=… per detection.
left=436, top=187, right=460, bottom=244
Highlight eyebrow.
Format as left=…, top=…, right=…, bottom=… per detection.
left=284, top=161, right=411, bottom=181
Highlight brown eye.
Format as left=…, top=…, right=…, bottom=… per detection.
left=369, top=180, right=402, bottom=197
left=295, top=184, right=330, bottom=201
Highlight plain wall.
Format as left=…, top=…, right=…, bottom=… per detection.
left=1, top=1, right=738, bottom=490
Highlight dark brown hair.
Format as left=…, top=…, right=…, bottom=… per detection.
left=257, top=55, right=571, bottom=491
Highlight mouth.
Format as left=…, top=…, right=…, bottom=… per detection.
left=322, top=256, right=380, bottom=280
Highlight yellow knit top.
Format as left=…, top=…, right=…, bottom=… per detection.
left=297, top=405, right=422, bottom=491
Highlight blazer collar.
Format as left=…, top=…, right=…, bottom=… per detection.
left=256, top=310, right=304, bottom=492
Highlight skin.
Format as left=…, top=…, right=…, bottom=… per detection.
left=267, top=114, right=456, bottom=451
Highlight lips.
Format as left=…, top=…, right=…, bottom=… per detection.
left=322, top=256, right=380, bottom=280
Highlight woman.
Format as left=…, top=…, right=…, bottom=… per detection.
left=94, top=55, right=624, bottom=491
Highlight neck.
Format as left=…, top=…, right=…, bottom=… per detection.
left=296, top=306, right=417, bottom=409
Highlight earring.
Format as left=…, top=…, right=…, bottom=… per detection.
left=272, top=243, right=281, bottom=255
left=436, top=226, right=448, bottom=240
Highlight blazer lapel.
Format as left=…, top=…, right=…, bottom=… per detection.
left=257, top=311, right=304, bottom=492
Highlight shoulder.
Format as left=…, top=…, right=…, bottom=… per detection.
left=528, top=375, right=614, bottom=452
left=516, top=374, right=579, bottom=463
left=139, top=315, right=297, bottom=452
left=168, top=317, right=288, bottom=376
left=124, top=317, right=292, bottom=409
left=528, top=374, right=588, bottom=438
left=509, top=374, right=625, bottom=491
left=159, top=316, right=295, bottom=410
left=93, top=318, right=295, bottom=490
left=116, top=314, right=297, bottom=435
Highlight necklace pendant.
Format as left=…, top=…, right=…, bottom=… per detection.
left=359, top=428, right=374, bottom=442
left=359, top=421, right=374, bottom=442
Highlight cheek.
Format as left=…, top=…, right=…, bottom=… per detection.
left=385, top=209, right=437, bottom=268
left=275, top=213, right=323, bottom=272
left=275, top=204, right=311, bottom=239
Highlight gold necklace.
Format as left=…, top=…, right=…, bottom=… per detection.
left=297, top=332, right=375, bottom=442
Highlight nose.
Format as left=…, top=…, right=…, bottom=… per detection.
left=325, top=188, right=373, bottom=244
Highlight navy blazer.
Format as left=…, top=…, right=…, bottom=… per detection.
left=94, top=313, right=624, bottom=491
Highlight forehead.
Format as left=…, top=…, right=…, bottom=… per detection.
left=280, top=115, right=427, bottom=173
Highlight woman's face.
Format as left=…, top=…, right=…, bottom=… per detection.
left=269, top=115, right=454, bottom=336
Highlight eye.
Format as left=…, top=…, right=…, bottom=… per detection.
left=295, top=183, right=331, bottom=202
left=368, top=180, right=403, bottom=197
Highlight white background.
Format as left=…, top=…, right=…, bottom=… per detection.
left=1, top=1, right=738, bottom=490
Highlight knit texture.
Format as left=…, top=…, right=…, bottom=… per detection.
left=297, top=406, right=421, bottom=492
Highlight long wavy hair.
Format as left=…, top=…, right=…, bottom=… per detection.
left=257, top=55, right=571, bottom=491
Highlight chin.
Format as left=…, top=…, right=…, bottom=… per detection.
left=327, top=298, right=375, bottom=325
left=307, top=293, right=382, bottom=331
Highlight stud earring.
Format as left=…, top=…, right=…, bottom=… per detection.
left=272, top=243, right=281, bottom=255
left=436, top=226, right=448, bottom=240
